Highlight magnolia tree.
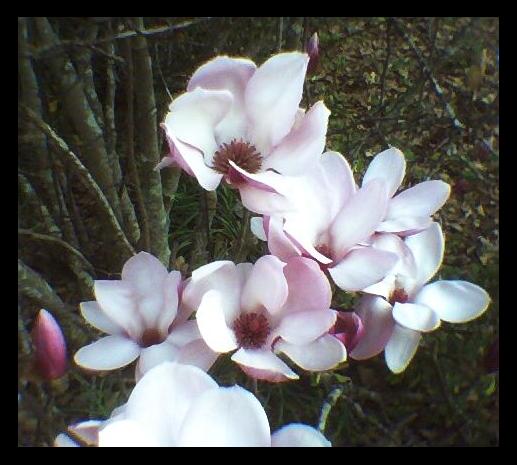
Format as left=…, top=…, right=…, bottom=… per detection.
left=37, top=49, right=490, bottom=447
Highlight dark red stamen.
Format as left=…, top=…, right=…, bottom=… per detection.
left=233, top=312, right=270, bottom=349
left=389, top=288, right=409, bottom=305
left=212, top=139, right=262, bottom=175
left=140, top=328, right=164, bottom=348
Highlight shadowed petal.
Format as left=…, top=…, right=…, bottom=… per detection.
left=272, top=424, right=331, bottom=447
left=80, top=301, right=123, bottom=336
left=392, top=302, right=441, bottom=332
left=385, top=324, right=422, bottom=374
left=277, top=310, right=336, bottom=345
left=363, top=147, right=406, bottom=197
left=74, top=336, right=141, bottom=371
left=231, top=347, right=299, bottom=380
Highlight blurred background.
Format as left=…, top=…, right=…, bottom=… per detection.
left=18, top=17, right=499, bottom=446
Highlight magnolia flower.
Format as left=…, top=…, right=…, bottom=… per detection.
left=247, top=151, right=399, bottom=292
left=31, top=309, right=67, bottom=380
left=362, top=147, right=451, bottom=236
left=329, top=311, right=364, bottom=353
left=306, top=32, right=320, bottom=74
left=182, top=255, right=346, bottom=382
left=158, top=52, right=330, bottom=192
left=74, top=252, right=217, bottom=379
left=350, top=222, right=491, bottom=373
left=55, top=362, right=331, bottom=447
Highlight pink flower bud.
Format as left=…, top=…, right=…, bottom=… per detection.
left=330, top=311, right=364, bottom=353
left=306, top=32, right=319, bottom=74
left=31, top=309, right=67, bottom=380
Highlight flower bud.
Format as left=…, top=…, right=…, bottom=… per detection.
left=31, top=309, right=67, bottom=380
left=306, top=32, right=320, bottom=74
left=330, top=311, right=364, bottom=353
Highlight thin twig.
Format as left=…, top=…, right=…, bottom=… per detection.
left=318, top=386, right=344, bottom=434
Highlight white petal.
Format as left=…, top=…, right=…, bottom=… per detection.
left=231, top=347, right=299, bottom=380
left=363, top=147, right=406, bottom=197
left=392, top=302, right=441, bottom=332
left=385, top=324, right=422, bottom=374
left=54, top=434, right=79, bottom=447
left=74, top=336, right=141, bottom=371
left=196, top=290, right=238, bottom=353
left=328, top=247, right=398, bottom=292
left=246, top=52, right=309, bottom=154
left=177, top=386, right=271, bottom=447
left=250, top=216, right=267, bottom=241
left=414, top=280, right=490, bottom=323
left=376, top=215, right=432, bottom=235
left=386, top=180, right=451, bottom=220
left=80, top=301, right=123, bottom=335
left=276, top=334, right=347, bottom=371
left=272, top=424, right=331, bottom=447
left=98, top=419, right=162, bottom=447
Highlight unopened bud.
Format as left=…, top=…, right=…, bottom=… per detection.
left=330, top=311, right=364, bottom=353
left=306, top=32, right=320, bottom=74
left=31, top=309, right=67, bottom=380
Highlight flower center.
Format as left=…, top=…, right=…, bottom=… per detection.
left=389, top=288, right=409, bottom=305
left=212, top=139, right=263, bottom=175
left=140, top=328, right=164, bottom=348
left=233, top=312, right=270, bottom=349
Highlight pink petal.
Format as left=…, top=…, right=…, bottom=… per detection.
left=376, top=215, right=432, bottom=235
left=277, top=309, right=337, bottom=345
left=362, top=147, right=406, bottom=197
left=331, top=311, right=364, bottom=353
left=371, top=232, right=417, bottom=278
left=262, top=101, right=330, bottom=175
left=231, top=347, right=299, bottom=381
left=281, top=256, right=332, bottom=315
left=176, top=339, right=219, bottom=373
left=245, top=52, right=309, bottom=154
left=275, top=334, right=346, bottom=371
left=177, top=386, right=271, bottom=447
left=135, top=342, right=180, bottom=382
left=404, top=222, right=444, bottom=287
left=266, top=216, right=302, bottom=262
left=74, top=336, right=141, bottom=371
left=241, top=255, right=288, bottom=314
left=80, top=301, right=124, bottom=336
left=272, top=424, right=331, bottom=447
left=392, top=302, right=441, bottom=332
left=386, top=180, right=451, bottom=220
left=414, top=280, right=490, bottom=323
left=385, top=324, right=422, bottom=374
left=330, top=179, right=388, bottom=259
left=350, top=295, right=395, bottom=360
left=328, top=247, right=398, bottom=292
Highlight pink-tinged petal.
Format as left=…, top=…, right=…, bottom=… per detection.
left=165, top=133, right=223, bottom=190
left=74, top=336, right=141, bottom=371
left=94, top=280, right=141, bottom=339
left=266, top=216, right=302, bottom=262
left=319, top=151, right=357, bottom=215
left=283, top=224, right=333, bottom=264
left=330, top=179, right=388, bottom=259
left=277, top=310, right=336, bottom=345
left=331, top=311, right=364, bottom=353
left=177, top=386, right=271, bottom=447
left=361, top=274, right=396, bottom=300
left=386, top=180, right=451, bottom=220
left=231, top=347, right=299, bottom=380
left=121, top=251, right=168, bottom=292
left=80, top=301, right=123, bottom=336
left=363, top=147, right=406, bottom=197
left=157, top=270, right=183, bottom=334
left=376, top=215, right=432, bottom=235
left=124, top=362, right=218, bottom=445
left=392, top=302, right=441, bottom=332
left=328, top=248, right=398, bottom=292
left=281, top=256, right=332, bottom=315
left=385, top=324, right=422, bottom=374
left=272, top=424, right=331, bottom=447
left=31, top=309, right=67, bottom=380
left=135, top=342, right=180, bottom=382
left=164, top=87, right=232, bottom=158
left=176, top=339, right=219, bottom=373
left=250, top=216, right=267, bottom=241
left=350, top=295, right=395, bottom=360
left=196, top=290, right=239, bottom=353
left=98, top=419, right=161, bottom=447
left=154, top=155, right=175, bottom=171
left=414, top=280, right=490, bottom=323
left=241, top=255, right=288, bottom=314
left=276, top=334, right=346, bottom=371
left=54, top=434, right=79, bottom=447
left=245, top=52, right=309, bottom=154
left=371, top=232, right=417, bottom=278
left=182, top=261, right=241, bottom=320
left=188, top=56, right=257, bottom=144
left=405, top=222, right=444, bottom=287
left=68, top=420, right=102, bottom=446
left=262, top=101, right=330, bottom=175
left=166, top=319, right=200, bottom=346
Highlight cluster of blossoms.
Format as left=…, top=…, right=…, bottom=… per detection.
left=46, top=48, right=490, bottom=447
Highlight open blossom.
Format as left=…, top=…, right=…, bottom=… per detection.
left=74, top=252, right=217, bottom=380
left=182, top=255, right=346, bottom=382
left=350, top=222, right=490, bottom=373
left=362, top=147, right=451, bottom=236
left=247, top=151, right=399, bottom=292
left=55, top=362, right=331, bottom=447
left=158, top=52, right=330, bottom=192
left=31, top=309, right=67, bottom=380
